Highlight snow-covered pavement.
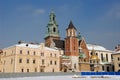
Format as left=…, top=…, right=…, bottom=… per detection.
left=0, top=76, right=120, bottom=80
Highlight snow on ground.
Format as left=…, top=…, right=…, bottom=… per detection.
left=0, top=76, right=120, bottom=80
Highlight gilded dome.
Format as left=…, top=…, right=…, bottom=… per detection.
left=90, top=55, right=99, bottom=60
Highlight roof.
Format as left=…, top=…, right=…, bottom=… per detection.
left=3, top=43, right=59, bottom=51
left=87, top=44, right=111, bottom=51
left=66, top=21, right=76, bottom=30
left=53, top=39, right=65, bottom=50
left=16, top=43, right=40, bottom=48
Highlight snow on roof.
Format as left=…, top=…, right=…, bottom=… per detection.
left=16, top=43, right=40, bottom=48
left=87, top=44, right=107, bottom=51
left=16, top=43, right=59, bottom=51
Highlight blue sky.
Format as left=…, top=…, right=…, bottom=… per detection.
left=0, top=0, right=120, bottom=50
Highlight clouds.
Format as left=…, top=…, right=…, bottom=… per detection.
left=33, top=9, right=45, bottom=16
left=106, top=3, right=120, bottom=19
left=16, top=5, right=46, bottom=17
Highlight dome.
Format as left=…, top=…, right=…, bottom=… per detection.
left=87, top=44, right=106, bottom=51
left=90, top=55, right=99, bottom=60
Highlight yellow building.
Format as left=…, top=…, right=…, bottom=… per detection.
left=1, top=42, right=62, bottom=73
left=112, top=51, right=120, bottom=72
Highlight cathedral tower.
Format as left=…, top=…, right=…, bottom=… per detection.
left=65, top=21, right=79, bottom=71
left=44, top=10, right=60, bottom=47
left=65, top=21, right=79, bottom=56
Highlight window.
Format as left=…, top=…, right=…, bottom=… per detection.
left=118, top=64, right=120, bottom=67
left=50, top=53, right=52, bottom=57
left=111, top=55, right=113, bottom=60
left=53, top=17, right=55, bottom=21
left=41, top=52, right=44, bottom=56
left=21, top=69, right=24, bottom=72
left=97, top=61, right=99, bottom=63
left=50, top=61, right=52, bottom=65
left=40, top=69, right=44, bottom=72
left=33, top=51, right=36, bottom=55
left=90, top=60, right=92, bottom=63
left=74, top=46, right=75, bottom=50
left=35, top=68, right=37, bottom=72
left=42, top=59, right=44, bottom=65
left=107, top=66, right=110, bottom=72
left=102, top=66, right=104, bottom=71
left=90, top=52, right=93, bottom=55
left=118, top=57, right=120, bottom=61
left=101, top=53, right=103, bottom=62
left=96, top=53, right=98, bottom=55
left=52, top=69, right=54, bottom=72
left=19, top=58, right=22, bottom=63
left=33, top=59, right=36, bottom=64
left=55, top=54, right=56, bottom=57
left=106, top=54, right=108, bottom=62
left=20, top=50, right=22, bottom=54
left=27, top=51, right=29, bottom=55
left=27, top=59, right=29, bottom=63
left=53, top=27, right=56, bottom=32
left=55, top=61, right=57, bottom=65
left=27, top=69, right=29, bottom=72
left=74, top=64, right=76, bottom=69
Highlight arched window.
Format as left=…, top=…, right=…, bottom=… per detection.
left=53, top=17, right=55, bottom=21
left=101, top=53, right=103, bottom=62
left=53, top=27, right=56, bottom=32
left=106, top=54, right=108, bottom=62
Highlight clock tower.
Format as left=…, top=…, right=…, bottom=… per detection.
left=44, top=10, right=60, bottom=47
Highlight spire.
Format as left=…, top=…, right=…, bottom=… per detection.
left=77, top=29, right=82, bottom=41
left=45, top=10, right=60, bottom=39
left=67, top=21, right=76, bottom=30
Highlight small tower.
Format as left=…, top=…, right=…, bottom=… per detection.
left=77, top=29, right=82, bottom=41
left=65, top=21, right=79, bottom=72
left=90, top=49, right=100, bottom=72
left=44, top=10, right=60, bottom=47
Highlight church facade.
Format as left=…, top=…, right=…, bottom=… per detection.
left=0, top=10, right=114, bottom=73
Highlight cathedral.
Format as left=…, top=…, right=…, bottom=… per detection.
left=44, top=10, right=114, bottom=72
left=0, top=10, right=114, bottom=73
left=44, top=10, right=92, bottom=72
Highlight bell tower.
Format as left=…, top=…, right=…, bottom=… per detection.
left=44, top=10, right=60, bottom=47
left=65, top=21, right=79, bottom=56
left=65, top=21, right=79, bottom=72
